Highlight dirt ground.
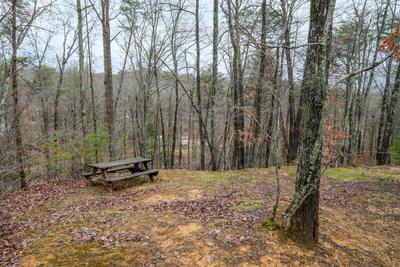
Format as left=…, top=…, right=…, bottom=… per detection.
left=1, top=166, right=399, bottom=266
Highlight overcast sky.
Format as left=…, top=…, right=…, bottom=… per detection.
left=26, top=0, right=372, bottom=82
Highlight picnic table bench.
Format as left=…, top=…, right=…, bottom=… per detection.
left=83, top=157, right=159, bottom=190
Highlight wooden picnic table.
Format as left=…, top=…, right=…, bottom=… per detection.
left=83, top=157, right=159, bottom=190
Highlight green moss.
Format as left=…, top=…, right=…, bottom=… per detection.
left=233, top=197, right=264, bottom=211
left=261, top=219, right=280, bottom=231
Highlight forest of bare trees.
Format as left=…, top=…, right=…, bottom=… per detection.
left=1, top=0, right=399, bottom=190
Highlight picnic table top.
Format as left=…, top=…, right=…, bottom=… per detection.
left=86, top=157, right=152, bottom=170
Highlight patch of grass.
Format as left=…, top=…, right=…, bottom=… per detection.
left=161, top=169, right=232, bottom=185
left=21, top=223, right=146, bottom=266
left=233, top=197, right=264, bottom=211
left=324, top=166, right=400, bottom=181
left=13, top=212, right=32, bottom=223
left=280, top=165, right=297, bottom=176
left=13, top=203, right=59, bottom=224
left=352, top=192, right=400, bottom=206
left=324, top=168, right=369, bottom=181
left=261, top=219, right=280, bottom=231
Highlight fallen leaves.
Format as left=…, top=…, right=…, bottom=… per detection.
left=71, top=226, right=146, bottom=248
left=0, top=180, right=155, bottom=266
left=148, top=193, right=257, bottom=225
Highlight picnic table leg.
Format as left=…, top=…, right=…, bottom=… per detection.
left=128, top=163, right=140, bottom=174
left=142, top=161, right=155, bottom=182
left=91, top=167, right=98, bottom=177
left=100, top=169, right=113, bottom=192
left=142, top=161, right=149, bottom=170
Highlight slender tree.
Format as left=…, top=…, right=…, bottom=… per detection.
left=11, top=0, right=26, bottom=187
left=77, top=0, right=86, bottom=137
left=210, top=0, right=219, bottom=171
left=195, top=0, right=205, bottom=169
left=227, top=0, right=245, bottom=169
left=251, top=0, right=267, bottom=165
left=378, top=63, right=400, bottom=164
left=101, top=0, right=115, bottom=158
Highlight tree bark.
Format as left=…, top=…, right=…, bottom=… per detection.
left=77, top=0, right=86, bottom=137
left=251, top=0, right=267, bottom=165
left=378, top=63, right=400, bottom=165
left=195, top=0, right=205, bottom=169
left=101, top=0, right=115, bottom=159
left=282, top=0, right=296, bottom=163
left=376, top=57, right=392, bottom=164
left=227, top=0, right=245, bottom=170
left=11, top=0, right=26, bottom=188
left=210, top=0, right=219, bottom=171
left=282, top=0, right=335, bottom=244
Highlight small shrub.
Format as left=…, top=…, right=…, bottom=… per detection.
left=261, top=219, right=280, bottom=231
left=80, top=132, right=109, bottom=163
left=389, top=135, right=400, bottom=164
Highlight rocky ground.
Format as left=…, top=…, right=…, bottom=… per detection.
left=1, top=166, right=399, bottom=266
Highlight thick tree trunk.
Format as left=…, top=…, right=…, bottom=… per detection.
left=282, top=0, right=334, bottom=244
left=11, top=0, right=26, bottom=188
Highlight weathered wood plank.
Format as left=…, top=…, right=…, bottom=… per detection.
left=86, top=157, right=152, bottom=170
left=105, top=169, right=159, bottom=182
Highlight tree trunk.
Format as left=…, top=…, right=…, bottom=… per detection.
left=210, top=0, right=219, bottom=171
left=379, top=63, right=400, bottom=165
left=282, top=0, right=335, bottom=244
left=11, top=0, right=26, bottom=188
left=84, top=0, right=98, bottom=144
left=77, top=0, right=86, bottom=137
left=227, top=0, right=245, bottom=170
left=376, top=57, right=392, bottom=164
left=195, top=0, right=205, bottom=169
left=251, top=0, right=267, bottom=165
left=282, top=0, right=296, bottom=164
left=101, top=0, right=115, bottom=159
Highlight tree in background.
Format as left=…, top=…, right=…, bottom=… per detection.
left=377, top=22, right=400, bottom=165
left=100, top=0, right=115, bottom=158
left=10, top=0, right=26, bottom=187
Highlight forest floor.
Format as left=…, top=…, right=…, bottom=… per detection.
left=1, top=166, right=400, bottom=266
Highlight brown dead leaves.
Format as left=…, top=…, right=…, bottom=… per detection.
left=71, top=226, right=146, bottom=248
